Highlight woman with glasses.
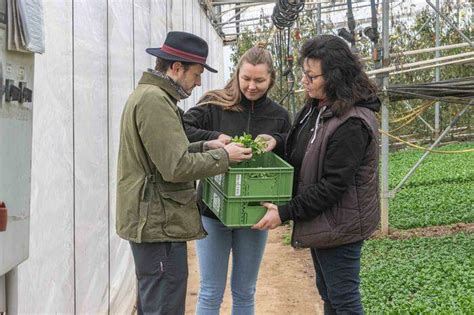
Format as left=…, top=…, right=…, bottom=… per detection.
left=183, top=44, right=290, bottom=315
left=254, top=34, right=381, bottom=314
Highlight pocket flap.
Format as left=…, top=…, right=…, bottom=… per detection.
left=160, top=189, right=196, bottom=205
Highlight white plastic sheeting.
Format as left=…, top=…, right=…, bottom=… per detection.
left=16, top=0, right=45, bottom=53
left=9, top=0, right=225, bottom=313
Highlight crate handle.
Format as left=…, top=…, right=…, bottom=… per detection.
left=248, top=173, right=277, bottom=180
left=241, top=210, right=248, bottom=224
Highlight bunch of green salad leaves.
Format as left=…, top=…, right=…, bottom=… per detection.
left=231, top=133, right=267, bottom=155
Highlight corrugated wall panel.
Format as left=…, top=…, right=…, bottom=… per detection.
left=10, top=1, right=225, bottom=312
left=134, top=0, right=152, bottom=85
left=108, top=0, right=136, bottom=313
left=73, top=0, right=110, bottom=312
left=15, top=0, right=75, bottom=312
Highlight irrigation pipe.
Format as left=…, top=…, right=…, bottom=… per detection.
left=367, top=51, right=474, bottom=76
left=361, top=42, right=471, bottom=62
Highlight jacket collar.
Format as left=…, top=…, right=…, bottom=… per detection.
left=240, top=93, right=268, bottom=109
left=138, top=70, right=189, bottom=101
left=310, top=99, right=334, bottom=118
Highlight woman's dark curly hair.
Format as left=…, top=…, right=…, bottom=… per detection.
left=299, top=35, right=378, bottom=116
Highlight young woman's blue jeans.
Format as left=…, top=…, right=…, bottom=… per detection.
left=195, top=215, right=268, bottom=315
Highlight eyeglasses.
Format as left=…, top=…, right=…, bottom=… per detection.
left=303, top=71, right=324, bottom=83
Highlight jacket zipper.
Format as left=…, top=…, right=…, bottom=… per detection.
left=246, top=101, right=254, bottom=133
left=310, top=106, right=327, bottom=144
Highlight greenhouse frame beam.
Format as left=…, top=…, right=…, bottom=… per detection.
left=361, top=43, right=471, bottom=62
left=367, top=51, right=474, bottom=76
left=390, top=102, right=472, bottom=196
left=215, top=2, right=257, bottom=18
left=404, top=101, right=435, bottom=132
left=216, top=15, right=268, bottom=26
left=426, top=0, right=474, bottom=47
left=380, top=0, right=390, bottom=235
left=435, top=0, right=441, bottom=137
left=209, top=0, right=274, bottom=5
left=389, top=56, right=474, bottom=76
left=217, top=6, right=250, bottom=26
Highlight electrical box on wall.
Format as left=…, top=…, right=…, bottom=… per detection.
left=0, top=0, right=35, bottom=279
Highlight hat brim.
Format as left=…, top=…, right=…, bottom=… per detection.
left=146, top=48, right=218, bottom=73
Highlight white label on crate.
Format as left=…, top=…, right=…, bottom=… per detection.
left=235, top=174, right=242, bottom=196
left=213, top=174, right=224, bottom=187
left=212, top=192, right=221, bottom=215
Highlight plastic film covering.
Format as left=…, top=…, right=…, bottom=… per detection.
left=11, top=0, right=225, bottom=313
left=17, top=0, right=44, bottom=53
left=13, top=0, right=75, bottom=313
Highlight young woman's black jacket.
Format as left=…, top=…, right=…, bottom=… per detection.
left=183, top=94, right=291, bottom=220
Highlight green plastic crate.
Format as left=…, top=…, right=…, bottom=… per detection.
left=202, top=180, right=291, bottom=227
left=207, top=152, right=294, bottom=199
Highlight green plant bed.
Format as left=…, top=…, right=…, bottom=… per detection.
left=388, top=142, right=474, bottom=229
left=389, top=181, right=474, bottom=229
left=361, top=233, right=474, bottom=313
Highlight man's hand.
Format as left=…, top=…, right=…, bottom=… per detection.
left=224, top=142, right=253, bottom=163
left=204, top=139, right=226, bottom=150
left=256, top=134, right=277, bottom=152
left=252, top=202, right=282, bottom=230
left=217, top=134, right=232, bottom=144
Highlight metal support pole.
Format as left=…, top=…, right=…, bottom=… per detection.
left=391, top=103, right=471, bottom=195
left=435, top=0, right=441, bottom=138
left=380, top=0, right=390, bottom=235
left=316, top=3, right=322, bottom=35
left=0, top=275, right=5, bottom=312
left=404, top=101, right=435, bottom=132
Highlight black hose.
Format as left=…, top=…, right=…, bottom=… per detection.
left=272, top=0, right=305, bottom=30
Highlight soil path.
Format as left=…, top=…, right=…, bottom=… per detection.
left=371, top=222, right=474, bottom=239
left=185, top=225, right=324, bottom=314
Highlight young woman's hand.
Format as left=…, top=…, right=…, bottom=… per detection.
left=255, top=134, right=276, bottom=152
left=252, top=202, right=282, bottom=230
left=217, top=133, right=232, bottom=144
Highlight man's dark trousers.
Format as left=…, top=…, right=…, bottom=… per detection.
left=311, top=240, right=364, bottom=315
left=130, top=241, right=188, bottom=315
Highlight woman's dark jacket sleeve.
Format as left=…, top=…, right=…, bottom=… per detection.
left=183, top=105, right=222, bottom=142
left=278, top=118, right=371, bottom=222
left=271, top=114, right=291, bottom=156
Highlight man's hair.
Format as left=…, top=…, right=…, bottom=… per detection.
left=155, top=57, right=193, bottom=72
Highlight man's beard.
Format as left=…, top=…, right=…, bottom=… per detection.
left=175, top=79, right=192, bottom=99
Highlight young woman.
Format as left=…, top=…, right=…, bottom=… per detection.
left=183, top=44, right=290, bottom=315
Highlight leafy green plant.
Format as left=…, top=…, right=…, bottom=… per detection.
left=361, top=233, right=474, bottom=313
left=231, top=132, right=267, bottom=155
left=388, top=142, right=474, bottom=229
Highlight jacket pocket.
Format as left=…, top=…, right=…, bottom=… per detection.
left=159, top=188, right=202, bottom=238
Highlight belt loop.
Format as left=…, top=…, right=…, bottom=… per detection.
left=141, top=174, right=156, bottom=201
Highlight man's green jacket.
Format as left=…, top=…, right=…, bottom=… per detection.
left=116, top=71, right=229, bottom=243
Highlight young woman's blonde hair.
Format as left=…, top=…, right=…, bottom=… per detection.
left=197, top=42, right=276, bottom=111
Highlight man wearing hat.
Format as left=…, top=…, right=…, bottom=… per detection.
left=116, top=31, right=252, bottom=314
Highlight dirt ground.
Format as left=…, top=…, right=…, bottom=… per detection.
left=185, top=225, right=324, bottom=314
left=370, top=222, right=474, bottom=240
